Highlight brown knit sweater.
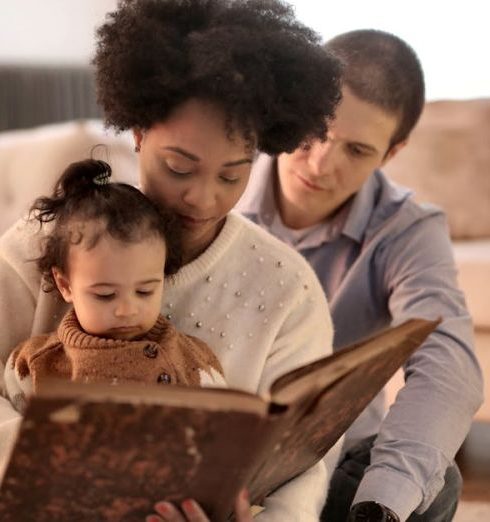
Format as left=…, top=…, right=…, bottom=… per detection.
left=5, top=310, right=225, bottom=412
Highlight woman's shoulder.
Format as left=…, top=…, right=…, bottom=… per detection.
left=1, top=215, right=47, bottom=258
left=0, top=216, right=46, bottom=289
left=228, top=212, right=320, bottom=279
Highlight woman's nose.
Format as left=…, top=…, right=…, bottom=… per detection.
left=182, top=181, right=215, bottom=213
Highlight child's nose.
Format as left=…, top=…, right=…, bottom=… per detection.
left=114, top=299, right=138, bottom=317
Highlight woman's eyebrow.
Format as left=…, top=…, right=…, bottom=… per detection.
left=163, top=146, right=199, bottom=161
left=223, top=158, right=253, bottom=167
left=162, top=146, right=252, bottom=167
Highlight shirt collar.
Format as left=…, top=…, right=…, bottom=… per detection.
left=236, top=153, right=277, bottom=225
left=342, top=172, right=380, bottom=243
left=237, top=154, right=384, bottom=246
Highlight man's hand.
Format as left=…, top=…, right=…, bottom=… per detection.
left=146, top=489, right=253, bottom=522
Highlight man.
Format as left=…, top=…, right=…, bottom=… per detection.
left=236, top=30, right=483, bottom=522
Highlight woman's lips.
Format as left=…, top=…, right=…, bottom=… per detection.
left=178, top=214, right=213, bottom=228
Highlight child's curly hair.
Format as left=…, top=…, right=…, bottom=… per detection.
left=30, top=159, right=182, bottom=293
left=93, top=0, right=342, bottom=154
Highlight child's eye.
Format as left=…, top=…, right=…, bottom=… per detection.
left=94, top=294, right=115, bottom=301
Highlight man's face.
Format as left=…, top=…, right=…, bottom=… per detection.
left=276, top=86, right=403, bottom=228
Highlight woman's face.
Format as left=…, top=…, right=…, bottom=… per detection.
left=135, top=99, right=254, bottom=263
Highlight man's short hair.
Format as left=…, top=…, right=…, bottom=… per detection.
left=325, top=29, right=425, bottom=148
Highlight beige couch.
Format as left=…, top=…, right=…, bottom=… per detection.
left=0, top=120, right=137, bottom=234
left=0, top=101, right=488, bottom=421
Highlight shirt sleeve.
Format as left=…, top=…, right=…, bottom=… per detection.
left=0, top=220, right=41, bottom=363
left=353, top=212, right=484, bottom=521
left=2, top=349, right=31, bottom=414
left=255, top=433, right=344, bottom=522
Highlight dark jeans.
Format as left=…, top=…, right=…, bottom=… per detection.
left=321, top=436, right=462, bottom=522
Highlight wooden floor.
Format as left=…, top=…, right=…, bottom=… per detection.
left=456, top=421, right=490, bottom=502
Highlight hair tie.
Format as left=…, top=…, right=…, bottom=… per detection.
left=93, top=171, right=111, bottom=186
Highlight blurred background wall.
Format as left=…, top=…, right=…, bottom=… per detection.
left=0, top=0, right=488, bottom=101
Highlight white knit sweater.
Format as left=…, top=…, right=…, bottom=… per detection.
left=0, top=212, right=338, bottom=521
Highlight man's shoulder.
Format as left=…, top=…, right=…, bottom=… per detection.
left=369, top=171, right=446, bottom=239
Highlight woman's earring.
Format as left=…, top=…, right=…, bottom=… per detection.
left=134, top=144, right=141, bottom=153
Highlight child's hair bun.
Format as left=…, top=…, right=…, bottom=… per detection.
left=91, top=160, right=113, bottom=186
left=58, top=159, right=113, bottom=197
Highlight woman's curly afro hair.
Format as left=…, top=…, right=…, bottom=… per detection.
left=93, top=0, right=342, bottom=154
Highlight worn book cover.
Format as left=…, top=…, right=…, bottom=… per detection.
left=0, top=318, right=438, bottom=521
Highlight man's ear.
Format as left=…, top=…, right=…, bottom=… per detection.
left=52, top=267, right=73, bottom=303
left=381, top=139, right=408, bottom=167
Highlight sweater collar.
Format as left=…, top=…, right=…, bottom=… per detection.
left=58, top=309, right=171, bottom=349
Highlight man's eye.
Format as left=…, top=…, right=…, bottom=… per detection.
left=94, top=294, right=115, bottom=301
left=348, top=145, right=366, bottom=157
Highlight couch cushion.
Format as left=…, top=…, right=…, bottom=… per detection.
left=454, top=240, right=490, bottom=329
left=384, top=99, right=490, bottom=240
left=0, top=120, right=137, bottom=236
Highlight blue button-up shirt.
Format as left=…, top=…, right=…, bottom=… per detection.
left=236, top=154, right=483, bottom=521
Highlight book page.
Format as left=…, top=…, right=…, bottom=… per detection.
left=37, top=378, right=269, bottom=416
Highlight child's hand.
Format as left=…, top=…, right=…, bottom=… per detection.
left=146, top=489, right=253, bottom=522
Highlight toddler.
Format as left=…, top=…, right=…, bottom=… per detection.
left=3, top=159, right=225, bottom=412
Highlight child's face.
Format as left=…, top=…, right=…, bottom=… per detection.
left=53, top=231, right=166, bottom=340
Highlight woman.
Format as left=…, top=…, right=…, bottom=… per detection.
left=0, top=1, right=342, bottom=520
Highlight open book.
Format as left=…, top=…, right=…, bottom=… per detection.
left=0, top=318, right=438, bottom=521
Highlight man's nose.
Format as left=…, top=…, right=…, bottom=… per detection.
left=307, top=140, right=335, bottom=177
